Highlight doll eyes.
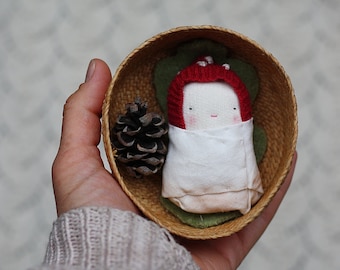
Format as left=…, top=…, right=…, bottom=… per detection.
left=187, top=106, right=238, bottom=111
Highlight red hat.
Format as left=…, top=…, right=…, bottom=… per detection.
left=167, top=56, right=252, bottom=129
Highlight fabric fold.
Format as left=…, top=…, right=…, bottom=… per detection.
left=162, top=118, right=263, bottom=214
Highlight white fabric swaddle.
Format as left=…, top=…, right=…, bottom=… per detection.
left=162, top=118, right=263, bottom=214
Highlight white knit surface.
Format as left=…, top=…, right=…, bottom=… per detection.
left=1, top=1, right=339, bottom=269
left=40, top=207, right=199, bottom=270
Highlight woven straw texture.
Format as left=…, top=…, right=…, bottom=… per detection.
left=102, top=25, right=297, bottom=239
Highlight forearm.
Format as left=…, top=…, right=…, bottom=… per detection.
left=36, top=207, right=199, bottom=270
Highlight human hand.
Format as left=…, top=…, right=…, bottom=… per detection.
left=52, top=58, right=297, bottom=270
left=52, top=59, right=139, bottom=216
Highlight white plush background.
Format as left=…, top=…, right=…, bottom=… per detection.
left=1, top=0, right=339, bottom=269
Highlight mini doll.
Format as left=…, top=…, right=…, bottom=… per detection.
left=162, top=56, right=263, bottom=215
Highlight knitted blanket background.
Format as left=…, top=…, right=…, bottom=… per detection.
left=0, top=1, right=339, bottom=269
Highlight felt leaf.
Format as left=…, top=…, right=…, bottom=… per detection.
left=153, top=57, right=186, bottom=116
left=253, top=124, right=267, bottom=164
left=227, top=58, right=259, bottom=104
left=176, top=39, right=229, bottom=65
left=160, top=197, right=242, bottom=229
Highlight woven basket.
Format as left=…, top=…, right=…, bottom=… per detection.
left=102, top=25, right=298, bottom=239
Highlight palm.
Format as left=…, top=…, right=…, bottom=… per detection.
left=52, top=145, right=139, bottom=216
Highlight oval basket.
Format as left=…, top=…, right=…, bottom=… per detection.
left=102, top=25, right=298, bottom=239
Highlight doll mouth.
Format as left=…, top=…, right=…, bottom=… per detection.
left=210, top=114, right=218, bottom=118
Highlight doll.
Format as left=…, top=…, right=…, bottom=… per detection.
left=162, top=56, right=263, bottom=215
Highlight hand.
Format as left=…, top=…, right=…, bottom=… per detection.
left=52, top=59, right=297, bottom=270
left=52, top=59, right=139, bottom=216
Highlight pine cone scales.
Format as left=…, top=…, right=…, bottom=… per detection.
left=111, top=98, right=168, bottom=178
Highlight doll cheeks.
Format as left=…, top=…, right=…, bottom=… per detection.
left=185, top=113, right=242, bottom=129
left=186, top=115, right=197, bottom=128
left=233, top=114, right=242, bottom=124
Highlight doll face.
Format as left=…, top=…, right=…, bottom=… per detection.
left=183, top=82, right=242, bottom=130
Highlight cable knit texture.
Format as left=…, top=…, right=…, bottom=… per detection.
left=32, top=207, right=199, bottom=270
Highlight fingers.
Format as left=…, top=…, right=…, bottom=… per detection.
left=59, top=59, right=112, bottom=151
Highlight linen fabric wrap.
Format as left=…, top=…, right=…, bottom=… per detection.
left=162, top=118, right=263, bottom=214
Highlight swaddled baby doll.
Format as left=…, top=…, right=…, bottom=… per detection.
left=162, top=56, right=263, bottom=215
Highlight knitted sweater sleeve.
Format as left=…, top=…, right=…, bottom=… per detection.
left=33, top=207, right=200, bottom=270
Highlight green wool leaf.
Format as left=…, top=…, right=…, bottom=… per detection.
left=226, top=58, right=259, bottom=104
left=160, top=197, right=242, bottom=229
left=253, top=125, right=267, bottom=164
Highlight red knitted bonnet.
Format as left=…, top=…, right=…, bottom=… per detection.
left=167, top=56, right=252, bottom=129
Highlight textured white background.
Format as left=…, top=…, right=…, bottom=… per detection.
left=1, top=0, right=339, bottom=269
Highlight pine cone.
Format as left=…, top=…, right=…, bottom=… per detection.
left=111, top=98, right=168, bottom=178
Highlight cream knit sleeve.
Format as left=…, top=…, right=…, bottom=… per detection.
left=32, top=207, right=199, bottom=270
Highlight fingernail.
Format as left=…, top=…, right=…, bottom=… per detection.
left=85, top=59, right=96, bottom=82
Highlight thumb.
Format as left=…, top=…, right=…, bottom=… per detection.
left=59, top=59, right=112, bottom=151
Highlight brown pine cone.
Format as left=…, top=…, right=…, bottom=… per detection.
left=111, top=98, right=168, bottom=178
